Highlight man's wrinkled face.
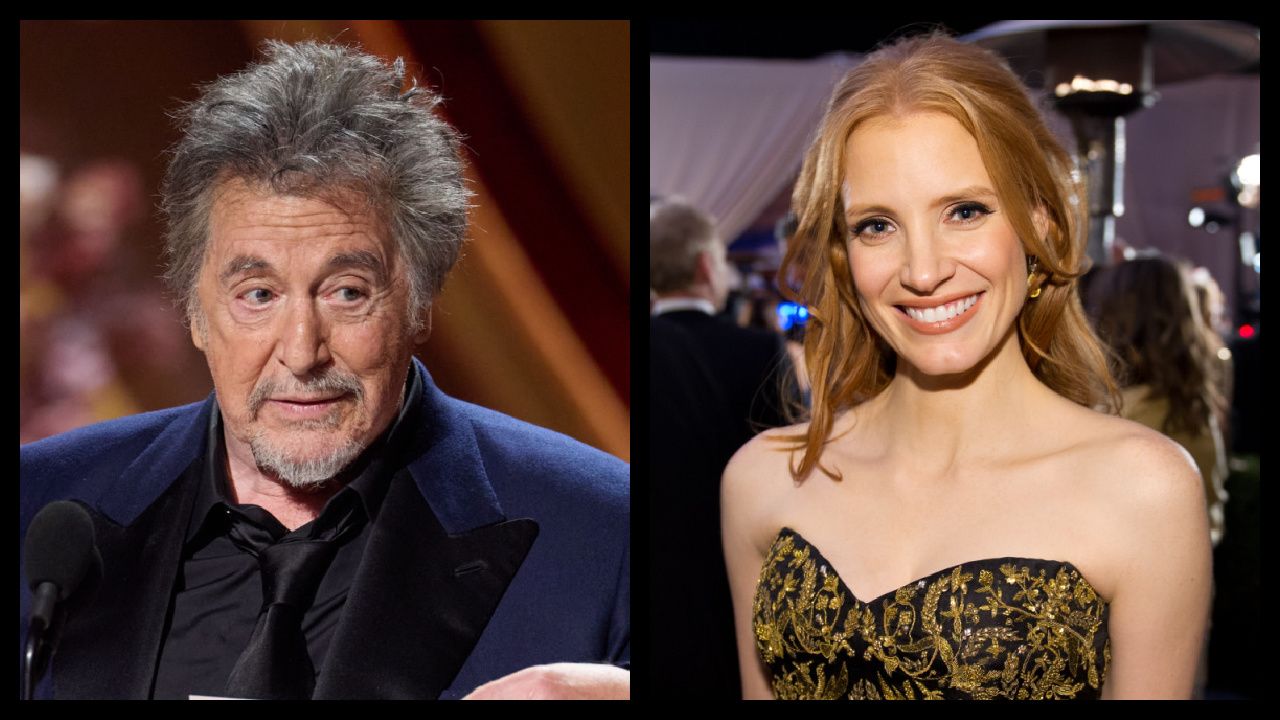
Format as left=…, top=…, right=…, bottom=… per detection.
left=192, top=179, right=420, bottom=489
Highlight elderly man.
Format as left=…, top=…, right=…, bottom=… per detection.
left=19, top=41, right=628, bottom=700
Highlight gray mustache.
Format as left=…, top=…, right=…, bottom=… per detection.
left=248, top=373, right=365, bottom=416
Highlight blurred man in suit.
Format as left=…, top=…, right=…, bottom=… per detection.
left=649, top=199, right=793, bottom=698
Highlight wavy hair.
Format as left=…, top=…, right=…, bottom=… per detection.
left=1082, top=254, right=1226, bottom=437
left=779, top=31, right=1120, bottom=481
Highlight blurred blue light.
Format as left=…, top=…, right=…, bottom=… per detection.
left=777, top=302, right=808, bottom=331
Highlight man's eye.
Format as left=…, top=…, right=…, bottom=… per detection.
left=337, top=287, right=367, bottom=302
left=244, top=288, right=274, bottom=304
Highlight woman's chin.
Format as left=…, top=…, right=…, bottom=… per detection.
left=901, top=353, right=982, bottom=379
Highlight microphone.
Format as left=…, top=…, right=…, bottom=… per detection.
left=21, top=501, right=101, bottom=700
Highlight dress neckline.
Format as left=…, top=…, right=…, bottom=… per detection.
left=774, top=526, right=1108, bottom=607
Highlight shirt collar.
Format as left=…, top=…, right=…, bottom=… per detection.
left=651, top=297, right=717, bottom=316
left=185, top=362, right=424, bottom=545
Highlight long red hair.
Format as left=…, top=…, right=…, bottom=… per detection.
left=779, top=32, right=1120, bottom=481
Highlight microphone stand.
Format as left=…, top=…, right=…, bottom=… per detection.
left=22, top=582, right=59, bottom=701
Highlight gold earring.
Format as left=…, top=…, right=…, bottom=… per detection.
left=1027, top=257, right=1042, bottom=299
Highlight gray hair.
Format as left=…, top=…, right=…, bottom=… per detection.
left=160, top=40, right=472, bottom=331
left=649, top=199, right=720, bottom=293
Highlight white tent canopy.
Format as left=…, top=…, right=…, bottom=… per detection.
left=649, top=54, right=857, bottom=243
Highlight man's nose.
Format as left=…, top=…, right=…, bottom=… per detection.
left=278, top=299, right=332, bottom=375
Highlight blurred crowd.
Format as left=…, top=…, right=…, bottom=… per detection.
left=20, top=153, right=206, bottom=444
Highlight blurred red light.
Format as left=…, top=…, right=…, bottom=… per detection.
left=1238, top=324, right=1256, bottom=339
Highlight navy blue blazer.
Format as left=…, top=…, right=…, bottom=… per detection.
left=19, top=358, right=630, bottom=699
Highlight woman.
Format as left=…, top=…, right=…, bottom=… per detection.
left=722, top=32, right=1212, bottom=700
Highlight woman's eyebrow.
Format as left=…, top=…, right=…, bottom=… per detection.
left=845, top=185, right=998, bottom=220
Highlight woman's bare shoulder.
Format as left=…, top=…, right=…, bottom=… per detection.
left=723, top=410, right=865, bottom=508
left=722, top=424, right=808, bottom=507
left=1061, top=407, right=1204, bottom=527
left=721, top=422, right=812, bottom=551
left=1032, top=405, right=1206, bottom=603
left=725, top=422, right=808, bottom=478
left=1071, top=409, right=1199, bottom=483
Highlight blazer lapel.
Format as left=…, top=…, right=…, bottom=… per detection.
left=315, top=472, right=537, bottom=699
left=315, top=363, right=540, bottom=699
left=50, top=463, right=200, bottom=699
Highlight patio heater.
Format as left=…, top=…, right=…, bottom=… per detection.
left=962, top=20, right=1260, bottom=267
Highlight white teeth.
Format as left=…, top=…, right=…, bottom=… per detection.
left=903, top=294, right=979, bottom=323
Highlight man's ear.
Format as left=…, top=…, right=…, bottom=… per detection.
left=414, top=306, right=433, bottom=345
left=694, top=250, right=715, bottom=285
left=189, top=311, right=206, bottom=352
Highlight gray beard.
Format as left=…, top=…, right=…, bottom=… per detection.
left=241, top=370, right=370, bottom=491
left=247, top=424, right=367, bottom=491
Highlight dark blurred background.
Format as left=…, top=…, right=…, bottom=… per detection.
left=20, top=20, right=629, bottom=460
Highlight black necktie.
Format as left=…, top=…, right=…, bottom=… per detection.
left=223, top=501, right=361, bottom=700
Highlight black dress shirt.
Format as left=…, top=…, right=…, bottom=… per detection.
left=151, top=367, right=421, bottom=699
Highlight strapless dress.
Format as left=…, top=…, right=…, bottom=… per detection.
left=752, top=528, right=1110, bottom=699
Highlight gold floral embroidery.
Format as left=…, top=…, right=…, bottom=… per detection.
left=752, top=529, right=1111, bottom=700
